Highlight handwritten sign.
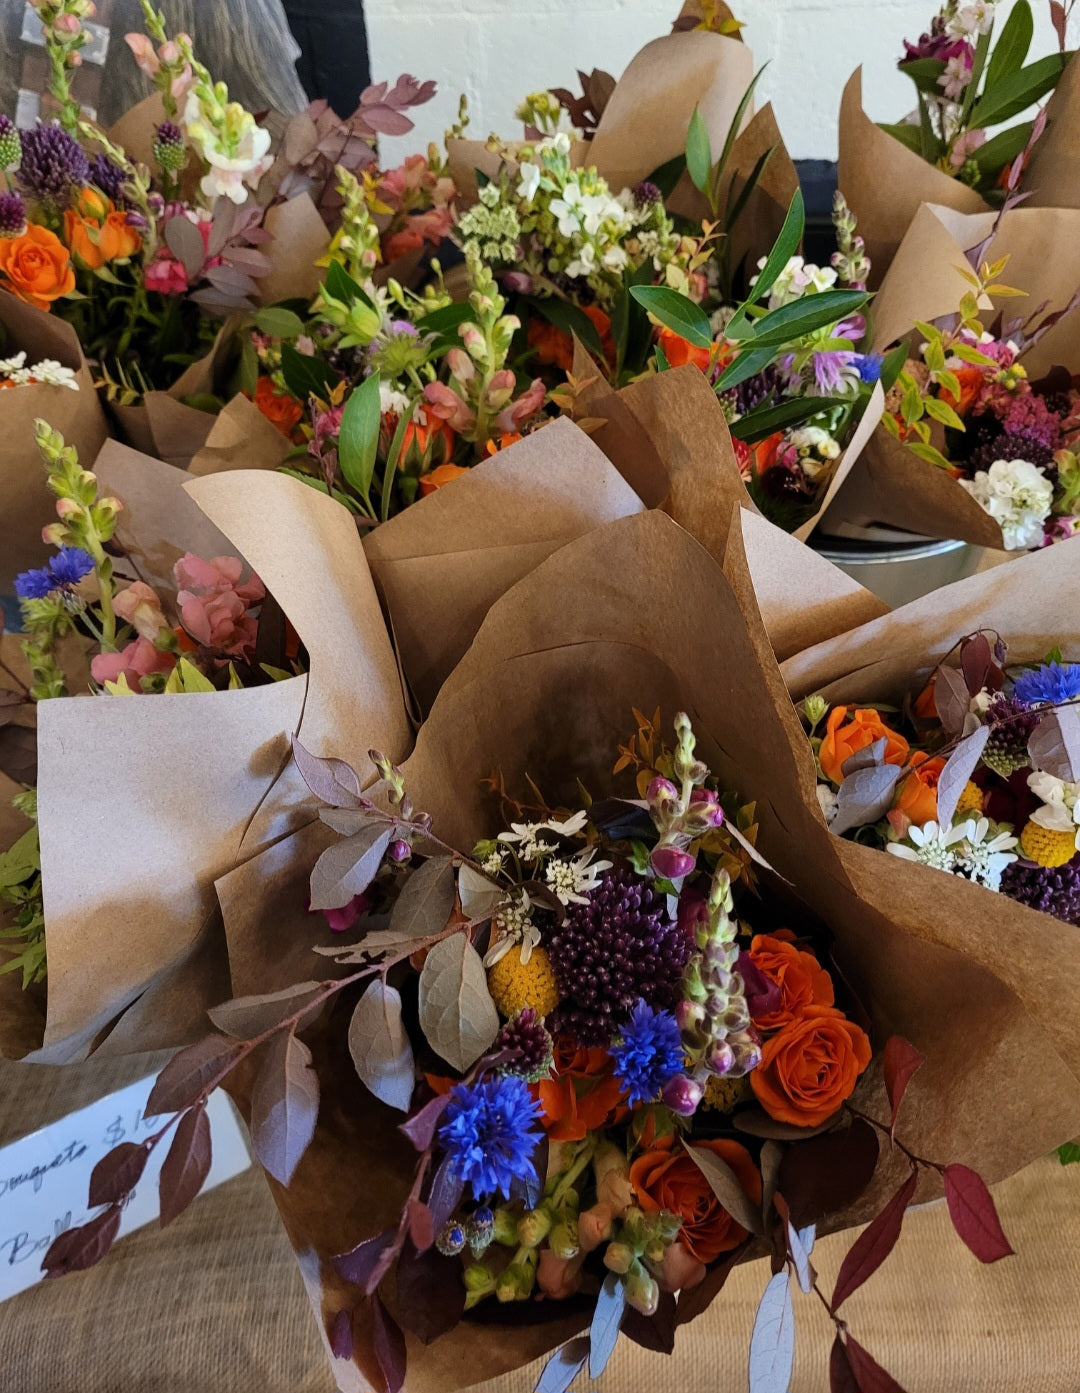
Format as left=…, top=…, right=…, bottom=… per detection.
left=0, top=1075, right=251, bottom=1302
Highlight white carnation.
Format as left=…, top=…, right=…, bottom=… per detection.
left=960, top=458, right=1053, bottom=550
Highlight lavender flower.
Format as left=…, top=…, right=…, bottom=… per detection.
left=18, top=122, right=89, bottom=203
left=438, top=1076, right=542, bottom=1201
left=609, top=1001, right=685, bottom=1105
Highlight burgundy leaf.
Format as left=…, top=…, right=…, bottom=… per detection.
left=206, top=198, right=237, bottom=255
left=291, top=736, right=366, bottom=808
left=205, top=263, right=260, bottom=298
left=1051, top=0, right=1068, bottom=49
left=327, top=1308, right=354, bottom=1361
left=943, top=1164, right=1014, bottom=1263
left=333, top=1227, right=397, bottom=1287
left=935, top=727, right=989, bottom=829
left=250, top=1031, right=320, bottom=1186
left=159, top=1104, right=212, bottom=1227
left=406, top=1198, right=435, bottom=1252
left=535, top=1337, right=590, bottom=1393
left=829, top=1337, right=860, bottom=1393
left=831, top=1169, right=918, bottom=1311
left=372, top=1292, right=408, bottom=1393
left=359, top=106, right=417, bottom=137
left=934, top=665, right=971, bottom=738
left=41, top=1206, right=121, bottom=1277
left=396, top=1241, right=466, bottom=1343
left=883, top=1036, right=926, bottom=1141
left=399, top=1091, right=452, bottom=1152
left=776, top=1120, right=879, bottom=1229
left=621, top=1289, right=676, bottom=1354
left=427, top=1153, right=465, bottom=1234
left=88, top=1141, right=150, bottom=1208
left=674, top=1243, right=748, bottom=1326
left=145, top=1034, right=245, bottom=1117
left=845, top=1336, right=910, bottom=1393
left=960, top=634, right=993, bottom=697
left=221, top=246, right=273, bottom=277
left=208, top=982, right=325, bottom=1040
left=735, top=1107, right=843, bottom=1142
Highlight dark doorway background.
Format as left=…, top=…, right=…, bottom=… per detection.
left=282, top=0, right=372, bottom=114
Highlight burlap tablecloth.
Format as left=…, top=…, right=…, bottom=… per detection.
left=0, top=1055, right=1077, bottom=1392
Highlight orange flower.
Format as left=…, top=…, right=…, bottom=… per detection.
left=746, top=934, right=834, bottom=1032
left=417, top=462, right=468, bottom=496
left=535, top=1038, right=627, bottom=1142
left=629, top=1135, right=761, bottom=1264
left=401, top=404, right=454, bottom=468
left=485, top=430, right=523, bottom=456
left=0, top=223, right=75, bottom=309
left=656, top=324, right=712, bottom=372
left=913, top=680, right=938, bottom=720
left=891, top=751, right=946, bottom=828
left=252, top=375, right=304, bottom=438
left=64, top=187, right=142, bottom=270
left=750, top=1006, right=872, bottom=1128
left=818, top=707, right=910, bottom=786
left=527, top=306, right=615, bottom=372
left=939, top=365, right=986, bottom=417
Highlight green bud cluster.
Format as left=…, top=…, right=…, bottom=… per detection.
left=601, top=1207, right=683, bottom=1317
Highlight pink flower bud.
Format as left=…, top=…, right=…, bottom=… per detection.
left=54, top=497, right=80, bottom=518
left=661, top=1074, right=703, bottom=1116
left=653, top=1241, right=706, bottom=1294
left=706, top=1040, right=736, bottom=1076
left=649, top=845, right=695, bottom=880
left=577, top=1203, right=613, bottom=1253
left=647, top=776, right=678, bottom=805
left=54, top=13, right=81, bottom=32
left=388, top=838, right=411, bottom=864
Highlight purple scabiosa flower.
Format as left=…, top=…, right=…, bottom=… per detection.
left=0, top=191, right=26, bottom=238
left=17, top=122, right=89, bottom=203
left=546, top=864, right=692, bottom=1045
left=14, top=565, right=55, bottom=600
left=608, top=1001, right=685, bottom=1105
left=1001, top=860, right=1080, bottom=924
left=0, top=115, right=21, bottom=170
left=437, top=1075, right=542, bottom=1201
left=1014, top=661, right=1080, bottom=709
left=49, top=547, right=95, bottom=588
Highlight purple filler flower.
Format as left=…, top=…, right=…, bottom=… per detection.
left=0, top=191, right=26, bottom=238
left=812, top=350, right=856, bottom=394
left=18, top=122, right=89, bottom=203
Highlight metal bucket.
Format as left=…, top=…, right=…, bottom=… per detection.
left=810, top=534, right=984, bottom=608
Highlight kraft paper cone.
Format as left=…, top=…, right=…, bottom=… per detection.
left=188, top=394, right=292, bottom=477
left=31, top=468, right=408, bottom=1060
left=822, top=201, right=1080, bottom=544
left=1022, top=51, right=1080, bottom=208
left=775, top=539, right=1080, bottom=1118
left=838, top=70, right=988, bottom=288
left=260, top=194, right=332, bottom=305
left=0, top=294, right=109, bottom=592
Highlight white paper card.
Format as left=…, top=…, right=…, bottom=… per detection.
left=0, top=1075, right=251, bottom=1301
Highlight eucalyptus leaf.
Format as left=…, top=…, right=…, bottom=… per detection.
left=309, top=825, right=393, bottom=912
left=250, top=1032, right=320, bottom=1185
left=458, top=864, right=510, bottom=922
left=418, top=934, right=500, bottom=1072
left=1028, top=706, right=1080, bottom=783
left=830, top=764, right=902, bottom=837
left=936, top=727, right=990, bottom=829
left=349, top=981, right=416, bottom=1112
left=389, top=856, right=456, bottom=942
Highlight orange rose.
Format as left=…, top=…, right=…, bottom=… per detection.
left=656, top=324, right=712, bottom=372
left=818, top=707, right=909, bottom=786
left=750, top=1005, right=872, bottom=1128
left=485, top=430, right=523, bottom=456
left=252, top=376, right=304, bottom=438
left=890, top=751, right=946, bottom=829
left=0, top=223, right=75, bottom=309
left=629, top=1135, right=761, bottom=1264
left=535, top=1038, right=627, bottom=1142
left=939, top=365, right=986, bottom=417
left=64, top=188, right=142, bottom=270
left=402, top=404, right=454, bottom=469
left=417, top=462, right=468, bottom=496
left=913, top=679, right=938, bottom=720
left=746, top=934, right=834, bottom=1032
left=527, top=306, right=615, bottom=372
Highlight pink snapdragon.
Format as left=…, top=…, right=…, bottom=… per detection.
left=173, top=553, right=265, bottom=658
left=113, top=580, right=169, bottom=640
left=91, top=637, right=176, bottom=691
left=124, top=32, right=194, bottom=102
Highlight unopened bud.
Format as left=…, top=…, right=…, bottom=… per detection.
left=661, top=1073, right=703, bottom=1117
left=650, top=845, right=695, bottom=880
left=388, top=838, right=411, bottom=864
left=464, top=1262, right=496, bottom=1295
left=603, top=1241, right=634, bottom=1275
left=706, top=1040, right=736, bottom=1076
left=625, top=1264, right=659, bottom=1317
left=517, top=1204, right=553, bottom=1248
left=495, top=1262, right=535, bottom=1302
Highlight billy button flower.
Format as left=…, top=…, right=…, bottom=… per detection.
left=63, top=186, right=142, bottom=270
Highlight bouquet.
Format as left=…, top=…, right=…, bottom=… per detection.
left=838, top=0, right=1072, bottom=282
left=28, top=505, right=1069, bottom=1393
left=820, top=200, right=1080, bottom=548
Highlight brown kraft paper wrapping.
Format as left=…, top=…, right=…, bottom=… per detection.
left=0, top=293, right=109, bottom=591
left=208, top=509, right=1080, bottom=1393
left=821, top=202, right=1080, bottom=544
left=1019, top=51, right=1080, bottom=209
left=838, top=69, right=989, bottom=288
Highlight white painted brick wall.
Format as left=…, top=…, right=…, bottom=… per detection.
left=366, top=0, right=1074, bottom=162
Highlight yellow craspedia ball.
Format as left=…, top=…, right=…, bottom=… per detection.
left=1020, top=820, right=1078, bottom=868
left=955, top=781, right=984, bottom=816
left=487, top=946, right=560, bottom=1019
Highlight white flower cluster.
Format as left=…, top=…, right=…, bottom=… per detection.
left=788, top=424, right=842, bottom=480
left=0, top=353, right=79, bottom=389
left=944, top=0, right=996, bottom=39
left=751, top=254, right=837, bottom=311
left=1028, top=771, right=1080, bottom=849
left=888, top=816, right=1018, bottom=889
left=960, top=458, right=1053, bottom=550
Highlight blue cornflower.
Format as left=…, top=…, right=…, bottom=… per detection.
left=49, top=547, right=94, bottom=587
left=1014, top=661, right=1080, bottom=709
left=438, top=1075, right=542, bottom=1201
left=14, top=565, right=55, bottom=600
left=608, top=1000, right=685, bottom=1106
left=853, top=352, right=883, bottom=384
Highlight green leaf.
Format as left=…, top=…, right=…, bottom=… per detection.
left=960, top=24, right=995, bottom=124
left=644, top=153, right=686, bottom=199
left=0, top=828, right=38, bottom=889
left=878, top=122, right=924, bottom=155
left=899, top=58, right=947, bottom=93
left=917, top=91, right=941, bottom=163
left=1058, top=1142, right=1080, bottom=1166
left=629, top=286, right=713, bottom=349
left=253, top=306, right=307, bottom=340
left=729, top=396, right=845, bottom=444
left=280, top=343, right=337, bottom=402
left=337, top=373, right=382, bottom=501
left=972, top=120, right=1034, bottom=175
left=714, top=345, right=776, bottom=393
left=654, top=340, right=671, bottom=373
left=524, top=295, right=605, bottom=360
left=923, top=396, right=966, bottom=430
left=879, top=341, right=910, bottom=394
left=949, top=341, right=998, bottom=367
left=164, top=658, right=217, bottom=694
left=984, top=0, right=1032, bottom=92
left=969, top=53, right=1069, bottom=130
left=324, top=258, right=367, bottom=306
left=711, top=65, right=768, bottom=197
left=685, top=106, right=713, bottom=196
left=414, top=301, right=475, bottom=349
left=907, top=440, right=953, bottom=469
left=749, top=288, right=870, bottom=348
left=739, top=187, right=804, bottom=312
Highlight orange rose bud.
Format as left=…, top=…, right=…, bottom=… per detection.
left=64, top=188, right=141, bottom=270
left=629, top=1134, right=761, bottom=1264
left=252, top=375, right=304, bottom=438
left=0, top=223, right=75, bottom=309
left=892, top=751, right=946, bottom=827
left=750, top=1005, right=872, bottom=1128
left=417, top=462, right=468, bottom=496
left=939, top=365, right=985, bottom=417
left=818, top=706, right=910, bottom=786
left=746, top=934, right=834, bottom=1032
left=485, top=430, right=523, bottom=456
left=656, top=324, right=712, bottom=372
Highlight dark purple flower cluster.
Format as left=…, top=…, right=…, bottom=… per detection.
left=1001, top=861, right=1080, bottom=925
left=17, top=122, right=89, bottom=204
left=0, top=191, right=26, bottom=238
left=493, top=1007, right=553, bottom=1082
left=89, top=153, right=132, bottom=209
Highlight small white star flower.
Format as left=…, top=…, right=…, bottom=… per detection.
left=484, top=892, right=541, bottom=966
left=31, top=359, right=79, bottom=390
left=887, top=819, right=971, bottom=873
left=544, top=846, right=614, bottom=906
left=953, top=818, right=1018, bottom=891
